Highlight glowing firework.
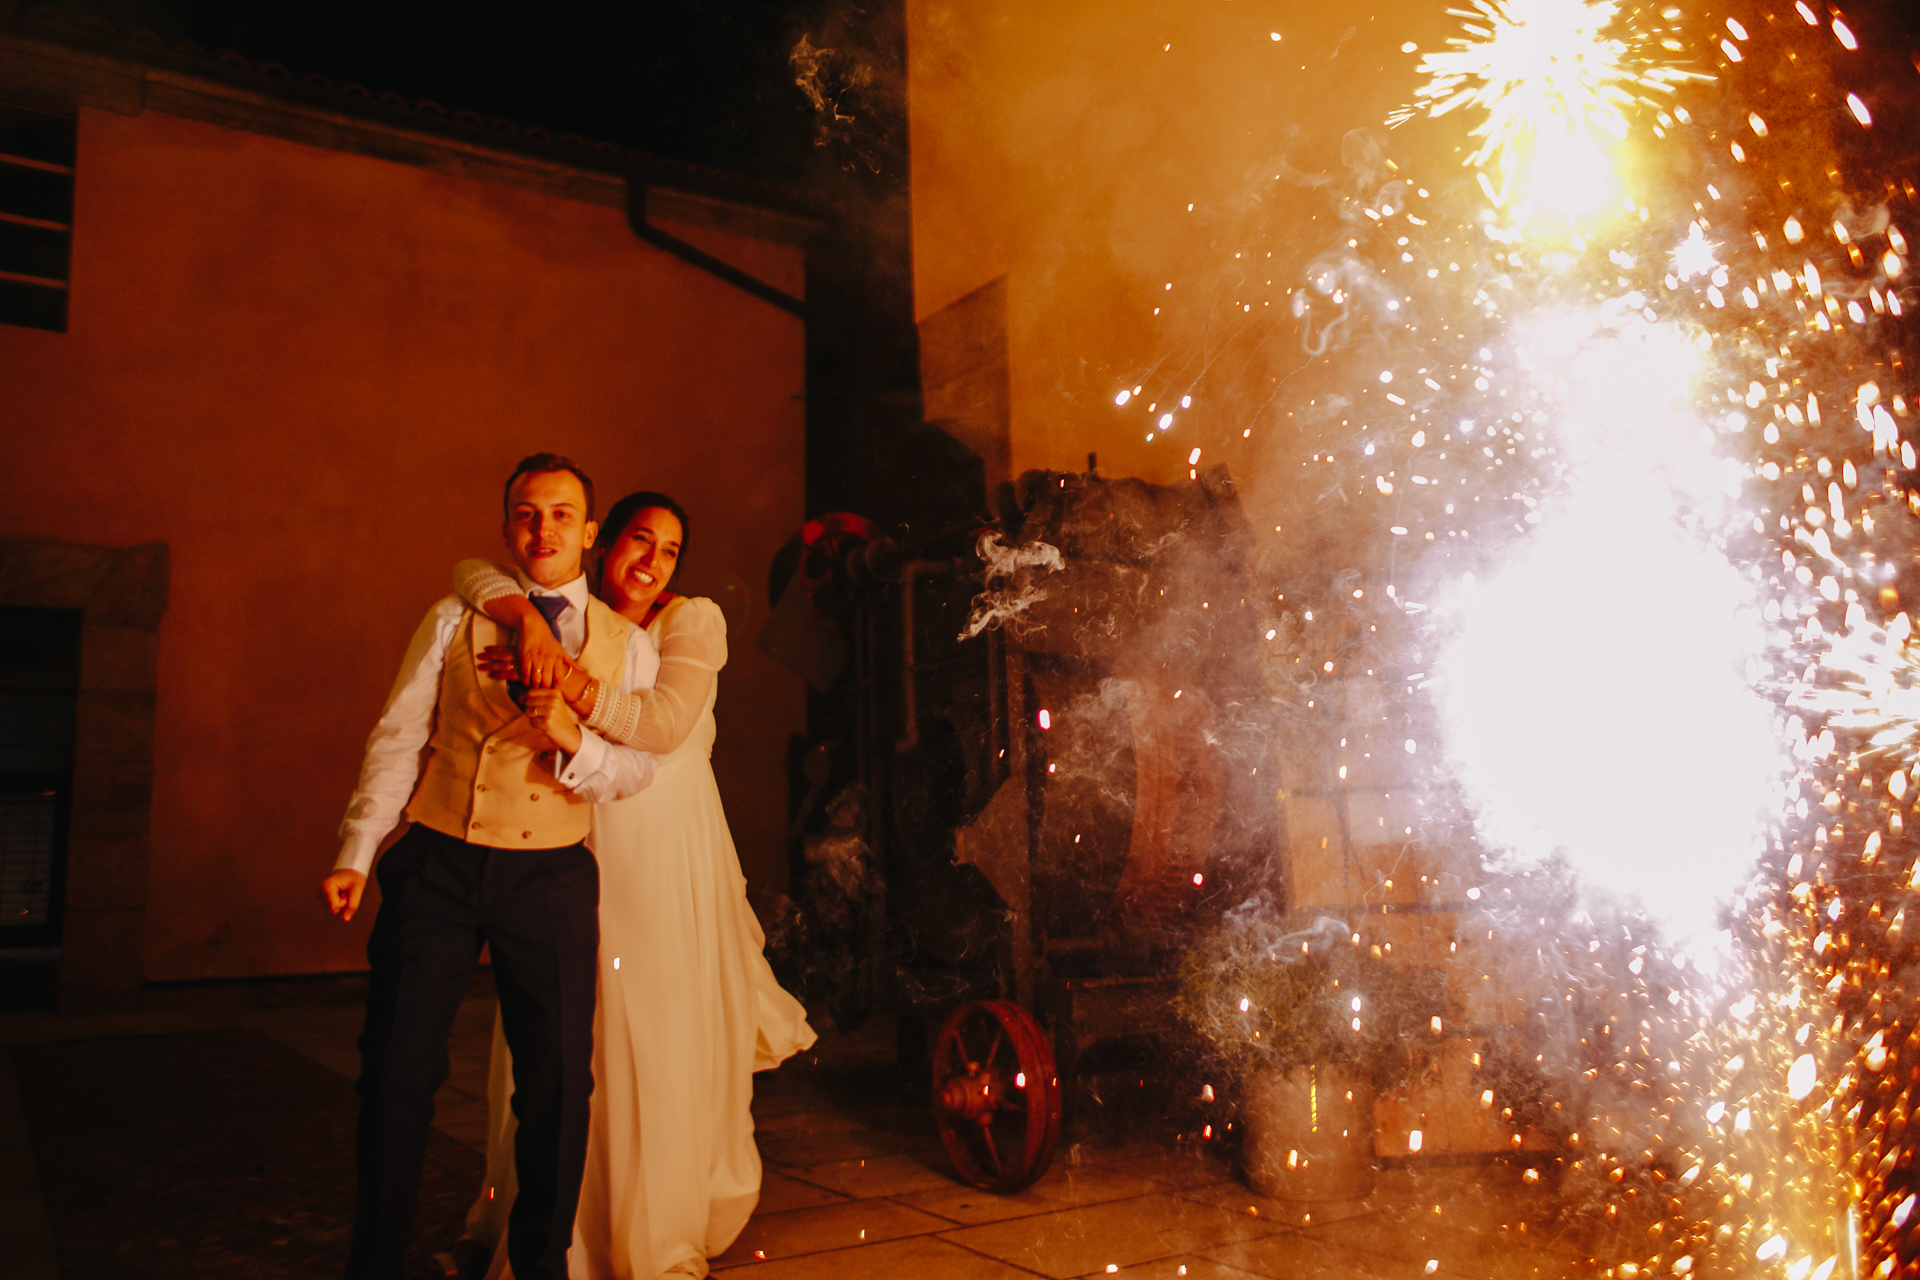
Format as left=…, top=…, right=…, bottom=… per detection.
left=1430, top=305, right=1783, bottom=941
left=1796, top=615, right=1920, bottom=779
left=1669, top=222, right=1719, bottom=283
left=1398, top=0, right=1706, bottom=214
left=1386, top=0, right=1912, bottom=1266
left=1073, top=0, right=1920, bottom=1271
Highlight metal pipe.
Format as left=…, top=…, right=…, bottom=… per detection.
left=628, top=187, right=806, bottom=317
left=893, top=558, right=964, bottom=753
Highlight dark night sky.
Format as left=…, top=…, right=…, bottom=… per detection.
left=36, top=0, right=834, bottom=178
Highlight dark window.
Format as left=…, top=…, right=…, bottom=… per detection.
left=0, top=101, right=76, bottom=333
left=0, top=607, right=81, bottom=958
left=0, top=790, right=65, bottom=929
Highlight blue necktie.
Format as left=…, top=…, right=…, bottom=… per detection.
left=507, top=594, right=572, bottom=708
left=531, top=593, right=571, bottom=635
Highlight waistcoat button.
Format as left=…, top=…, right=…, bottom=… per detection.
left=522, top=830, right=533, bottom=839
left=530, top=793, right=540, bottom=801
left=476, top=783, right=488, bottom=792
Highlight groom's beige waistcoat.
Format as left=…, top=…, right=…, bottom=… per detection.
left=408, top=597, right=632, bottom=849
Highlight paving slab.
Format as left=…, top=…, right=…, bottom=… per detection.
left=757, top=1121, right=943, bottom=1167
left=755, top=1169, right=849, bottom=1214
left=711, top=1233, right=1047, bottom=1279
left=896, top=1159, right=1177, bottom=1227
left=710, top=1196, right=954, bottom=1267
left=750, top=1104, right=878, bottom=1143
left=0, top=1051, right=60, bottom=1280
left=937, top=1191, right=1287, bottom=1280
left=1082, top=1258, right=1276, bottom=1280
left=787, top=1148, right=964, bottom=1198
left=1174, top=1179, right=1377, bottom=1230
left=1202, top=1231, right=1413, bottom=1280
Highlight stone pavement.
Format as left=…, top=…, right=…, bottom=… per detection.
left=723, top=1070, right=1589, bottom=1280
left=0, top=976, right=1591, bottom=1279
left=1, top=1047, right=59, bottom=1279
left=0, top=974, right=491, bottom=1280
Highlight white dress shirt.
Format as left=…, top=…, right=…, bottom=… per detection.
left=335, top=572, right=661, bottom=875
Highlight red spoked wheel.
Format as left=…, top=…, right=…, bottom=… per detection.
left=931, top=999, right=1062, bottom=1192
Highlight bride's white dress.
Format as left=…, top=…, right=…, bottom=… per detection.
left=465, top=591, right=815, bottom=1279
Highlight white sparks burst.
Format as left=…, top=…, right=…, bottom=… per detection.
left=1671, top=223, right=1720, bottom=282
left=1433, top=309, right=1783, bottom=939
left=1397, top=0, right=1708, bottom=212
left=1795, top=616, right=1920, bottom=775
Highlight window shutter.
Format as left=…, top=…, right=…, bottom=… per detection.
left=0, top=101, right=76, bottom=334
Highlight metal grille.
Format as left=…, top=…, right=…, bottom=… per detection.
left=0, top=789, right=59, bottom=928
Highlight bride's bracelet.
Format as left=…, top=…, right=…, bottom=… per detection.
left=571, top=677, right=601, bottom=721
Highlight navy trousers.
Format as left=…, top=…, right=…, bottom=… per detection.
left=344, top=823, right=598, bottom=1280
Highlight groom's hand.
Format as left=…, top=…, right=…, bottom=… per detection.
left=524, top=688, right=584, bottom=754
left=322, top=869, right=367, bottom=921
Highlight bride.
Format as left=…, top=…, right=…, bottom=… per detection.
left=447, top=490, right=815, bottom=1279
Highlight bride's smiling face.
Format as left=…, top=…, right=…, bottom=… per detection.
left=600, top=506, right=683, bottom=617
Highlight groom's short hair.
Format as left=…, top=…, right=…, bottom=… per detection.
left=503, top=452, right=596, bottom=520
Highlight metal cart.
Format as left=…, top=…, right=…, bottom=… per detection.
left=764, top=463, right=1281, bottom=1191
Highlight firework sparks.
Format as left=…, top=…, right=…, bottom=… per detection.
left=1671, top=222, right=1721, bottom=282
left=1391, top=0, right=1914, bottom=1268
left=1397, top=0, right=1706, bottom=215
left=1428, top=298, right=1782, bottom=943
left=1079, top=0, right=1920, bottom=1273
left=1435, top=384, right=1782, bottom=943
left=1796, top=617, right=1920, bottom=778
left=1388, top=0, right=1916, bottom=1261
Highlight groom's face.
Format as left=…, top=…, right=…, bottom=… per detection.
left=503, top=470, right=598, bottom=589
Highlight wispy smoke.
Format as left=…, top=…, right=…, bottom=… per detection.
left=957, top=532, right=1065, bottom=640
left=1287, top=128, right=1418, bottom=357
left=789, top=33, right=882, bottom=172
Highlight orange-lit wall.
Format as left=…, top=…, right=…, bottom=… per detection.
left=0, top=108, right=806, bottom=981
left=907, top=0, right=1450, bottom=492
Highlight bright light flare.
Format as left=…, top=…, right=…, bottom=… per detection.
left=1434, top=312, right=1782, bottom=938
left=1671, top=223, right=1720, bottom=282
left=1400, top=0, right=1707, bottom=213
left=1438, top=502, right=1778, bottom=937
left=1527, top=118, right=1617, bottom=217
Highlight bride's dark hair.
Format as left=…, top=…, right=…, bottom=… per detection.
left=593, top=490, right=690, bottom=592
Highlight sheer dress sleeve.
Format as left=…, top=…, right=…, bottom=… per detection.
left=450, top=557, right=667, bottom=793
left=584, top=597, right=727, bottom=754
left=453, top=558, right=525, bottom=611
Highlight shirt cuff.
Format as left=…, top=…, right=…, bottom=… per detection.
left=335, top=832, right=383, bottom=876
left=557, top=727, right=610, bottom=791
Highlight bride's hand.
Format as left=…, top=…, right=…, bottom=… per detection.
left=479, top=643, right=571, bottom=689
left=515, top=626, right=573, bottom=688
left=477, top=645, right=520, bottom=681
left=485, top=644, right=591, bottom=706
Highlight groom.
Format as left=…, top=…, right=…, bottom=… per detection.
left=321, top=453, right=634, bottom=1280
